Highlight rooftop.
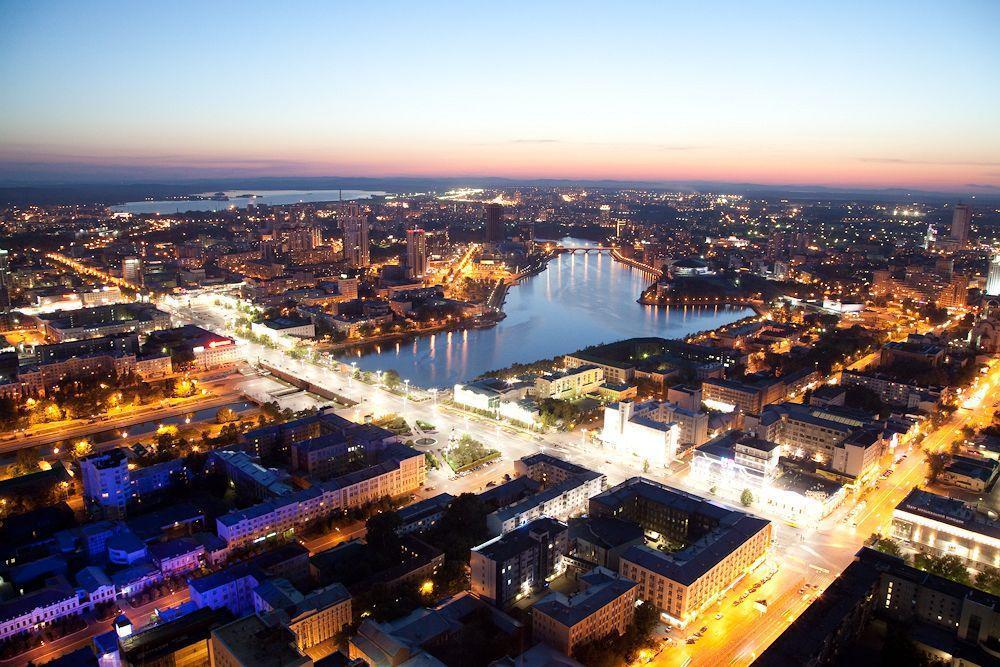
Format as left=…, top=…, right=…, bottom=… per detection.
left=211, top=613, right=309, bottom=667
left=474, top=517, right=568, bottom=562
left=532, top=567, right=637, bottom=628
left=894, top=487, right=1000, bottom=540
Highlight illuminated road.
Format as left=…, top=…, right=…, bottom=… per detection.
left=649, top=357, right=1000, bottom=666
left=159, top=291, right=999, bottom=667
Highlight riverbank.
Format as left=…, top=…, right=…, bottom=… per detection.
left=322, top=313, right=505, bottom=357
left=339, top=240, right=754, bottom=388
left=639, top=293, right=764, bottom=313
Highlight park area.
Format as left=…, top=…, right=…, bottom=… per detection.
left=444, top=434, right=500, bottom=473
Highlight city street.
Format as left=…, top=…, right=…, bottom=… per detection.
left=157, top=291, right=1000, bottom=666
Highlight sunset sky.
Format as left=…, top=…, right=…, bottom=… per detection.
left=1, top=0, right=998, bottom=191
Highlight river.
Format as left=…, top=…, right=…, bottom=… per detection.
left=340, top=238, right=753, bottom=388
left=111, top=189, right=385, bottom=214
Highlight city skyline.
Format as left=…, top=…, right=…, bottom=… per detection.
left=1, top=1, right=999, bottom=192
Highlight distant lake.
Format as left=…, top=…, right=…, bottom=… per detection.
left=340, top=237, right=753, bottom=387
left=111, top=189, right=386, bottom=214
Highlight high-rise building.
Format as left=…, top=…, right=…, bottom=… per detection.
left=121, top=256, right=143, bottom=286
left=922, top=223, right=937, bottom=250
left=341, top=203, right=370, bottom=268
left=986, top=252, right=1000, bottom=297
left=950, top=203, right=971, bottom=243
left=405, top=228, right=427, bottom=279
left=485, top=203, right=505, bottom=244
left=0, top=248, right=9, bottom=313
left=286, top=226, right=321, bottom=251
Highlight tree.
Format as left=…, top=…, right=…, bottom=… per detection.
left=426, top=493, right=487, bottom=561
left=974, top=565, right=1000, bottom=595
left=72, top=439, right=93, bottom=459
left=869, top=533, right=905, bottom=559
left=365, top=510, right=403, bottom=564
left=924, top=452, right=949, bottom=483
left=382, top=369, right=402, bottom=390
left=172, top=348, right=196, bottom=370
left=740, top=489, right=754, bottom=507
left=11, top=447, right=40, bottom=476
left=642, top=459, right=650, bottom=473
left=216, top=407, right=238, bottom=424
left=913, top=553, right=971, bottom=585
left=0, top=397, right=24, bottom=430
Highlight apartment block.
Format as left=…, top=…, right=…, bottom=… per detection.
left=471, top=517, right=569, bottom=607
left=592, top=478, right=772, bottom=625
left=532, top=566, right=638, bottom=656
left=487, top=455, right=604, bottom=535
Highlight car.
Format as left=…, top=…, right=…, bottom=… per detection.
left=715, top=613, right=723, bottom=620
left=699, top=626, right=708, bottom=634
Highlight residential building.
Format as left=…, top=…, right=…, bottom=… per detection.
left=471, top=517, right=570, bottom=607
left=986, top=251, right=1000, bottom=297
left=0, top=579, right=82, bottom=640
left=215, top=443, right=425, bottom=549
left=255, top=580, right=351, bottom=654
left=702, top=374, right=786, bottom=415
left=754, top=548, right=1000, bottom=667
left=880, top=334, right=945, bottom=368
left=951, top=203, right=972, bottom=244
left=209, top=613, right=310, bottom=667
left=80, top=448, right=185, bottom=519
left=190, top=562, right=264, bottom=616
left=396, top=493, right=455, bottom=535
left=149, top=537, right=205, bottom=577
left=288, top=421, right=398, bottom=478
left=485, top=203, right=505, bottom=243
left=342, top=202, right=370, bottom=268
left=939, top=454, right=999, bottom=492
left=593, top=478, right=772, bottom=625
left=569, top=516, right=645, bottom=571
left=487, top=455, right=604, bottom=535
left=839, top=369, right=943, bottom=411
left=405, top=228, right=428, bottom=279
left=531, top=567, right=638, bottom=656
left=757, top=402, right=885, bottom=481
left=534, top=365, right=604, bottom=400
left=121, top=256, right=143, bottom=286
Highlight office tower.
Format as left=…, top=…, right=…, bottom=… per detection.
left=406, top=228, right=427, bottom=279
left=121, top=256, right=143, bottom=286
left=485, top=203, right=505, bottom=244
left=342, top=202, right=370, bottom=268
left=987, top=252, right=1000, bottom=297
left=951, top=203, right=971, bottom=243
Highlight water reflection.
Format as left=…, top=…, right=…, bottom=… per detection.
left=341, top=238, right=751, bottom=387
